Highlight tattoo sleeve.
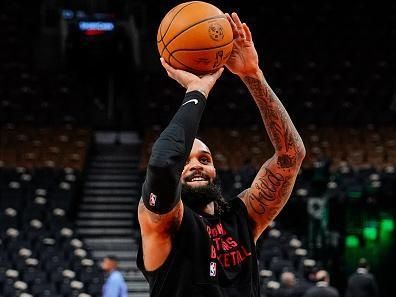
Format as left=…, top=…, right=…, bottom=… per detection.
left=241, top=72, right=305, bottom=240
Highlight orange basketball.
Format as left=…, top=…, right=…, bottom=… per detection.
left=157, top=1, right=234, bottom=75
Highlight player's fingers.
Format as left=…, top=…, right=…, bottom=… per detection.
left=211, top=67, right=224, bottom=81
left=243, top=23, right=252, bottom=42
left=231, top=12, right=243, bottom=30
left=225, top=13, right=237, bottom=30
left=160, top=57, right=172, bottom=70
left=160, top=58, right=176, bottom=77
left=201, top=67, right=223, bottom=85
left=231, top=12, right=245, bottom=40
left=225, top=13, right=239, bottom=39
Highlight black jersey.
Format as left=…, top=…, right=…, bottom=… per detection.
left=137, top=198, right=260, bottom=297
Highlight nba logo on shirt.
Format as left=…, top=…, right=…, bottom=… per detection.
left=149, top=193, right=157, bottom=207
left=209, top=262, right=216, bottom=277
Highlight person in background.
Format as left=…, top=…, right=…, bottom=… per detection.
left=288, top=263, right=317, bottom=297
left=345, top=258, right=379, bottom=297
left=303, top=270, right=339, bottom=297
left=101, top=255, right=128, bottom=297
left=275, top=271, right=296, bottom=297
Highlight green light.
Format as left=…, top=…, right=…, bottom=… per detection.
left=381, top=219, right=394, bottom=232
left=346, top=235, right=359, bottom=248
left=363, top=227, right=377, bottom=241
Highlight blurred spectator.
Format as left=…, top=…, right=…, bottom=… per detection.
left=303, top=270, right=339, bottom=297
left=101, top=255, right=128, bottom=297
left=275, top=272, right=296, bottom=297
left=289, top=264, right=317, bottom=297
left=345, top=258, right=379, bottom=297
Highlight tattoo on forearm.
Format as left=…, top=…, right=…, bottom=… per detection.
left=277, top=154, right=296, bottom=168
left=248, top=168, right=285, bottom=215
left=243, top=75, right=304, bottom=166
left=243, top=74, right=304, bottom=230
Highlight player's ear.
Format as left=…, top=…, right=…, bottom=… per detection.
left=213, top=167, right=217, bottom=182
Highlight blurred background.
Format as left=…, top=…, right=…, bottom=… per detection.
left=0, top=0, right=395, bottom=296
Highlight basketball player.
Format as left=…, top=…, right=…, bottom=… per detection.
left=137, top=13, right=306, bottom=297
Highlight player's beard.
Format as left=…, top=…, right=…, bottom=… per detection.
left=181, top=181, right=229, bottom=216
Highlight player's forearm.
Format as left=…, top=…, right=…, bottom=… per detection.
left=150, top=90, right=206, bottom=170
left=142, top=90, right=206, bottom=214
left=242, top=70, right=305, bottom=167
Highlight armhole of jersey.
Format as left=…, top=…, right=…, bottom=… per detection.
left=231, top=196, right=257, bottom=247
left=236, top=188, right=250, bottom=217
left=237, top=188, right=249, bottom=200
left=234, top=192, right=250, bottom=220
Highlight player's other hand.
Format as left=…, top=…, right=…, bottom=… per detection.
left=160, top=58, right=223, bottom=98
left=225, top=12, right=260, bottom=78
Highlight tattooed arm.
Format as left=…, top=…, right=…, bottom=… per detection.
left=242, top=72, right=305, bottom=241
left=225, top=13, right=305, bottom=241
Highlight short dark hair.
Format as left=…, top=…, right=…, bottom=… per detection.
left=195, top=136, right=205, bottom=142
left=105, top=255, right=119, bottom=262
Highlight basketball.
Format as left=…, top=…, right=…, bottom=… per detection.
left=157, top=1, right=234, bottom=75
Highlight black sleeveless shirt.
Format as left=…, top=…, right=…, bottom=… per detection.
left=137, top=198, right=260, bottom=297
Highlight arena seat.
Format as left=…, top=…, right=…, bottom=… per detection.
left=0, top=124, right=100, bottom=297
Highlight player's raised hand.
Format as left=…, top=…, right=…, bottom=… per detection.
left=160, top=58, right=224, bottom=98
left=225, top=12, right=259, bottom=77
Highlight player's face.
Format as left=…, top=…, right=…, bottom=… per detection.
left=181, top=139, right=216, bottom=187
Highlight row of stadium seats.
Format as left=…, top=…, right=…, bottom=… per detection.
left=0, top=161, right=103, bottom=297
left=0, top=67, right=93, bottom=125
left=256, top=225, right=319, bottom=296
left=0, top=223, right=103, bottom=297
left=0, top=113, right=96, bottom=295
left=0, top=125, right=91, bottom=169
left=139, top=126, right=396, bottom=171
left=139, top=68, right=394, bottom=128
left=0, top=167, right=81, bottom=213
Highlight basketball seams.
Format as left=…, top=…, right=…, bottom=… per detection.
left=167, top=43, right=233, bottom=74
left=161, top=15, right=227, bottom=57
left=170, top=39, right=234, bottom=55
left=162, top=46, right=172, bottom=64
left=157, top=1, right=198, bottom=44
left=163, top=45, right=207, bottom=74
left=170, top=54, right=201, bottom=73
